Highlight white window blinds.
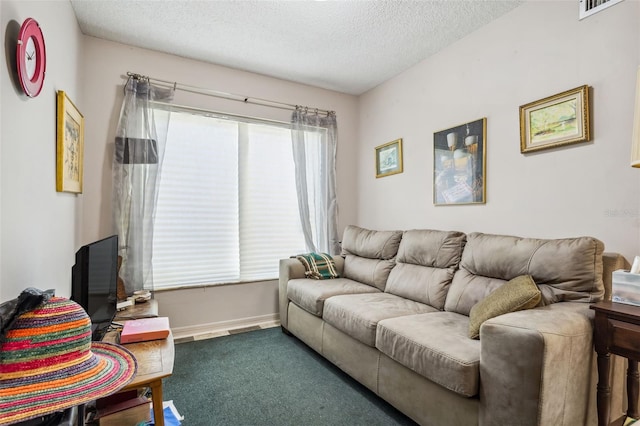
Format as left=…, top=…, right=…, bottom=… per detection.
left=151, top=108, right=307, bottom=289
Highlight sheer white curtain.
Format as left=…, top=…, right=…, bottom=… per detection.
left=291, top=107, right=340, bottom=255
left=112, top=77, right=174, bottom=294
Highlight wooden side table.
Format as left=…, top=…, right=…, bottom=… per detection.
left=591, top=301, right=640, bottom=426
left=103, top=320, right=175, bottom=426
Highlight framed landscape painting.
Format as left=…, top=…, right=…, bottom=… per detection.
left=433, top=118, right=486, bottom=205
left=375, top=138, right=403, bottom=178
left=520, top=85, right=591, bottom=153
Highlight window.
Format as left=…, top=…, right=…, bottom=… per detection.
left=151, top=108, right=307, bottom=289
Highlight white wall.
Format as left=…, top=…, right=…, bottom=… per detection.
left=0, top=1, right=84, bottom=301
left=357, top=1, right=640, bottom=262
left=80, top=37, right=359, bottom=328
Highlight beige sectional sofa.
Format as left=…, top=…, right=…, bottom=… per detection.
left=279, top=225, right=628, bottom=426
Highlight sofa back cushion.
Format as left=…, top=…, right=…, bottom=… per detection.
left=341, top=225, right=403, bottom=291
left=444, top=232, right=605, bottom=316
left=385, top=229, right=466, bottom=309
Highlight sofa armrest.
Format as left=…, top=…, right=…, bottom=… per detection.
left=479, top=302, right=595, bottom=426
left=278, top=256, right=344, bottom=329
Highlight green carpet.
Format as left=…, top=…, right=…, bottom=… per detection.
left=163, top=327, right=417, bottom=426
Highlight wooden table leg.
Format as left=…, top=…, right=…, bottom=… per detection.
left=597, top=352, right=612, bottom=426
left=150, top=379, right=164, bottom=426
left=628, top=360, right=639, bottom=419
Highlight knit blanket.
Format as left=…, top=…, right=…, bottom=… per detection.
left=293, top=253, right=339, bottom=280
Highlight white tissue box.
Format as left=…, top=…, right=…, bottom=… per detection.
left=612, top=269, right=640, bottom=307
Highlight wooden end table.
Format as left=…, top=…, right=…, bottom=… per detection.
left=103, top=320, right=175, bottom=426
left=591, top=301, right=640, bottom=426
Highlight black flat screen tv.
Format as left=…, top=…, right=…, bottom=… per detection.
left=71, top=235, right=118, bottom=341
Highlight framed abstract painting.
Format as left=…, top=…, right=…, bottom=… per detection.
left=433, top=118, right=486, bottom=205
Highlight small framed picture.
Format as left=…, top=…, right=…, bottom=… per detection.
left=375, top=138, right=403, bottom=178
left=520, top=85, right=591, bottom=153
left=56, top=91, right=84, bottom=193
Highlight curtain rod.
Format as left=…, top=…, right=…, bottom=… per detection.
left=126, top=72, right=335, bottom=116
left=152, top=100, right=291, bottom=128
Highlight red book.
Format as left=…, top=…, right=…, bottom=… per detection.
left=120, top=317, right=170, bottom=344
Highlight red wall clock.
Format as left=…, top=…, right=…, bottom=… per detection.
left=16, top=18, right=46, bottom=98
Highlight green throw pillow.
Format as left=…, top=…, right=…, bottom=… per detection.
left=468, top=275, right=541, bottom=339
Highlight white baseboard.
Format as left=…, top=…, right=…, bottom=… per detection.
left=171, top=313, right=281, bottom=340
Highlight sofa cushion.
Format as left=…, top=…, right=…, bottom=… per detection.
left=341, top=225, right=403, bottom=260
left=445, top=233, right=604, bottom=315
left=341, top=226, right=403, bottom=291
left=343, top=255, right=396, bottom=291
left=287, top=278, right=380, bottom=317
left=376, top=312, right=480, bottom=397
left=468, top=275, right=541, bottom=339
left=323, top=293, right=437, bottom=347
left=385, top=229, right=466, bottom=309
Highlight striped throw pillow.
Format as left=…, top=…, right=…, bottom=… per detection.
left=293, top=253, right=340, bottom=280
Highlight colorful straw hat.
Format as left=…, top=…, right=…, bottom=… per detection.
left=0, top=296, right=137, bottom=425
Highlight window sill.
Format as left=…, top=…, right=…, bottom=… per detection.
left=151, top=277, right=278, bottom=292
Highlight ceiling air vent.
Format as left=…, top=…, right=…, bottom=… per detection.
left=579, top=0, right=624, bottom=20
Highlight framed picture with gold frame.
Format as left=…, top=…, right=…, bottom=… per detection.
left=56, top=91, right=84, bottom=193
left=375, top=138, right=403, bottom=178
left=520, top=85, right=591, bottom=153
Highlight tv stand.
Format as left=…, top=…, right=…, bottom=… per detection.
left=115, top=299, right=158, bottom=320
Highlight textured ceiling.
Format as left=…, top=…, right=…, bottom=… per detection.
left=70, top=0, right=523, bottom=95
